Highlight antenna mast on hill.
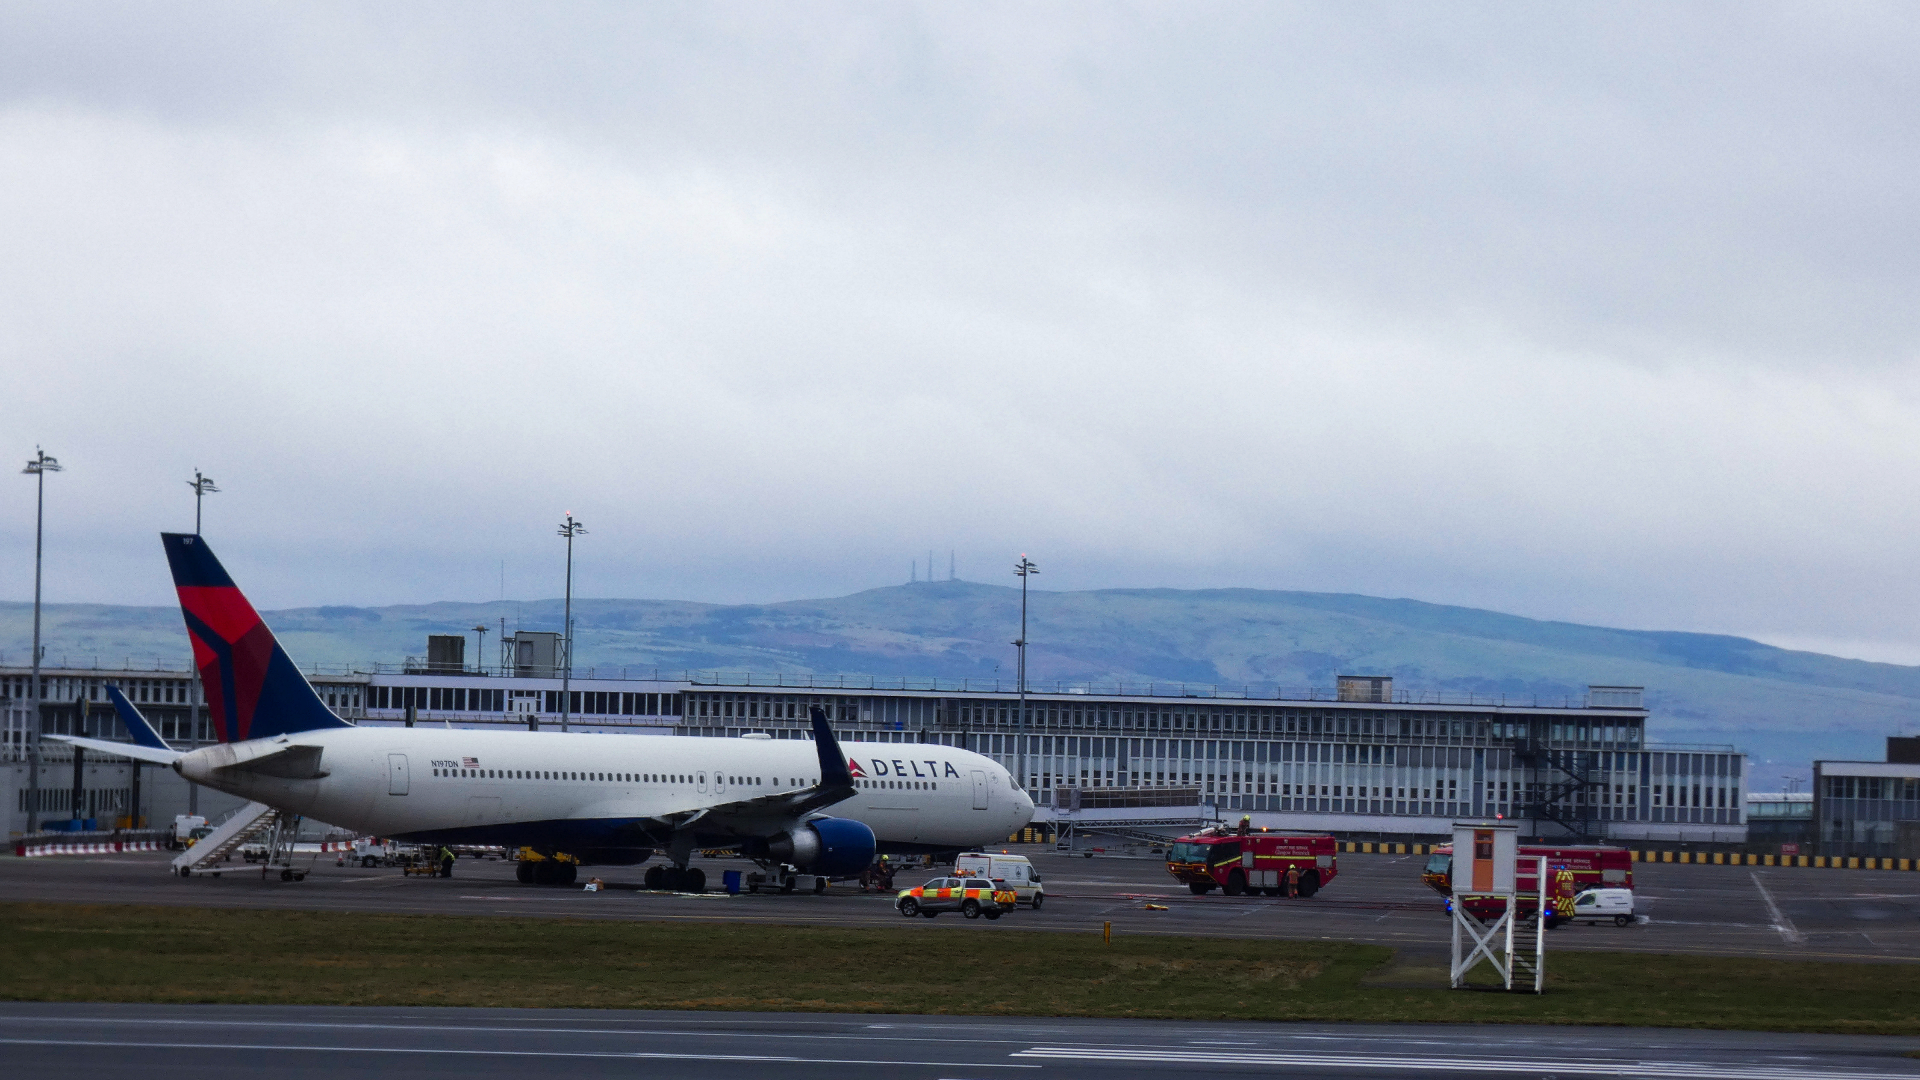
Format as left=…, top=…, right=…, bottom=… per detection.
left=949, top=549, right=955, bottom=581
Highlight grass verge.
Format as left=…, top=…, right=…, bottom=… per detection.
left=2, top=902, right=1917, bottom=1034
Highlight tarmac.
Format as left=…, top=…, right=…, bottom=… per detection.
left=3, top=844, right=1918, bottom=963
left=1, top=1003, right=1918, bottom=1079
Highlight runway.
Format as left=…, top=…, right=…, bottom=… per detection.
left=2, top=1004, right=1917, bottom=1079
left=3, top=845, right=1918, bottom=963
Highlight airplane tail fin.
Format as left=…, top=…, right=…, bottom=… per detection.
left=161, top=533, right=352, bottom=743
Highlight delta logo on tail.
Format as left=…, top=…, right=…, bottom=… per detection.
left=161, top=533, right=350, bottom=743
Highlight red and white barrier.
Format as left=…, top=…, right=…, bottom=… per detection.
left=14, top=840, right=164, bottom=858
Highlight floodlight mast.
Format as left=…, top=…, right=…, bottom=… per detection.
left=186, top=469, right=218, bottom=535
left=182, top=468, right=218, bottom=815
left=21, top=448, right=61, bottom=832
left=1013, top=555, right=1038, bottom=794
left=557, top=514, right=587, bottom=733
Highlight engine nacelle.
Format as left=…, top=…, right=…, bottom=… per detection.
left=767, top=817, right=876, bottom=877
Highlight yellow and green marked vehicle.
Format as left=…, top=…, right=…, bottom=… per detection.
left=896, top=876, right=1018, bottom=920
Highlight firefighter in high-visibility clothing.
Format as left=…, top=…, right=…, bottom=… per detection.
left=1285, top=864, right=1301, bottom=899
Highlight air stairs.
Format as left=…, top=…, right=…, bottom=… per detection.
left=171, top=802, right=305, bottom=879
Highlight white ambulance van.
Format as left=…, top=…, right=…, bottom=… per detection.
left=954, top=852, right=1046, bottom=909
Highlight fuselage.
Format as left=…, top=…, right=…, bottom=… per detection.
left=176, top=727, right=1033, bottom=858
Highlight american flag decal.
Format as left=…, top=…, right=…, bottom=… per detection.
left=462, top=757, right=479, bottom=768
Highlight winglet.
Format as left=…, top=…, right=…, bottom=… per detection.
left=106, top=684, right=172, bottom=752
left=809, top=707, right=853, bottom=787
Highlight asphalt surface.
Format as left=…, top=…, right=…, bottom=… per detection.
left=1, top=1004, right=1918, bottom=1080
left=4, top=845, right=1918, bottom=962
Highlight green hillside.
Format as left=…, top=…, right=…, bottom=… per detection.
left=4, top=581, right=1914, bottom=770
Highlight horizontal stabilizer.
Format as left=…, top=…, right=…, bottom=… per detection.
left=214, top=743, right=328, bottom=779
left=44, top=733, right=182, bottom=767
left=105, top=684, right=173, bottom=752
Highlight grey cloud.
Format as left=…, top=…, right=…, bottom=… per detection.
left=3, top=2, right=1919, bottom=666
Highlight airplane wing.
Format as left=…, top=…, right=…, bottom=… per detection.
left=44, top=733, right=183, bottom=767
left=658, top=707, right=857, bottom=838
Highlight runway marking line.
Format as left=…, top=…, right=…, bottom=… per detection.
left=1751, top=872, right=1808, bottom=946
left=0, top=1015, right=1039, bottom=1049
left=1012, top=1045, right=1920, bottom=1079
left=0, top=1037, right=1039, bottom=1068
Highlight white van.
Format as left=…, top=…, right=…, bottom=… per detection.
left=1570, top=887, right=1636, bottom=926
left=954, top=852, right=1046, bottom=909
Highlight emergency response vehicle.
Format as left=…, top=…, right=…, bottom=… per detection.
left=1422, top=842, right=1632, bottom=924
left=896, top=876, right=1018, bottom=920
left=1165, top=821, right=1338, bottom=897
left=954, top=852, right=1046, bottom=909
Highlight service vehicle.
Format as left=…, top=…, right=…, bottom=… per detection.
left=170, top=814, right=207, bottom=850
left=1166, top=822, right=1338, bottom=897
left=1569, top=886, right=1636, bottom=926
left=1422, top=843, right=1632, bottom=923
left=954, top=851, right=1046, bottom=909
left=742, top=869, right=829, bottom=894
left=896, top=876, right=1017, bottom=920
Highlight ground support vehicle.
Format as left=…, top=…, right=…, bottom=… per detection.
left=744, top=868, right=828, bottom=894
left=1423, top=843, right=1632, bottom=924
left=170, top=815, right=207, bottom=851
left=1570, top=887, right=1637, bottom=926
left=896, top=877, right=1018, bottom=920
left=1166, top=824, right=1337, bottom=897
left=353, top=840, right=425, bottom=869
left=954, top=852, right=1046, bottom=909
left=516, top=848, right=581, bottom=885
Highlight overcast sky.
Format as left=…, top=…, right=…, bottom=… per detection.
left=4, top=3, right=1919, bottom=663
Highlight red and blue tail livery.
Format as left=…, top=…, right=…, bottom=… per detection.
left=161, top=533, right=350, bottom=742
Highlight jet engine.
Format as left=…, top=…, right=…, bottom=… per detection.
left=765, top=817, right=876, bottom=877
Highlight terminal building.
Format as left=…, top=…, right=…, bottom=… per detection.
left=4, top=636, right=1749, bottom=845
left=1810, top=737, right=1920, bottom=859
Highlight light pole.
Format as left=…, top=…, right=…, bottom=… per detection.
left=557, top=514, right=586, bottom=733
left=183, top=469, right=217, bottom=815
left=472, top=624, right=489, bottom=675
left=186, top=469, right=218, bottom=534
left=1013, top=554, right=1038, bottom=795
left=21, top=449, right=61, bottom=833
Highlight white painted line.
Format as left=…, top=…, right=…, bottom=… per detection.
left=0, top=1015, right=1029, bottom=1049
left=0, top=1037, right=1038, bottom=1067
left=1751, top=872, right=1807, bottom=946
left=1013, top=1046, right=1919, bottom=1079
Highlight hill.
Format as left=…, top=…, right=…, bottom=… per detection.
left=5, top=581, right=1915, bottom=772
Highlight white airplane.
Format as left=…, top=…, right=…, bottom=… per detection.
left=48, top=533, right=1034, bottom=891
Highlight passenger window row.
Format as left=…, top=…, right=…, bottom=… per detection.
left=429, top=768, right=812, bottom=787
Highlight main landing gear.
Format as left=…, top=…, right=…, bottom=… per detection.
left=516, top=859, right=578, bottom=886
left=644, top=865, right=706, bottom=893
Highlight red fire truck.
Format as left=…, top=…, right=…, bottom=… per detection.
left=1166, top=822, right=1338, bottom=897
left=1421, top=842, right=1632, bottom=924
